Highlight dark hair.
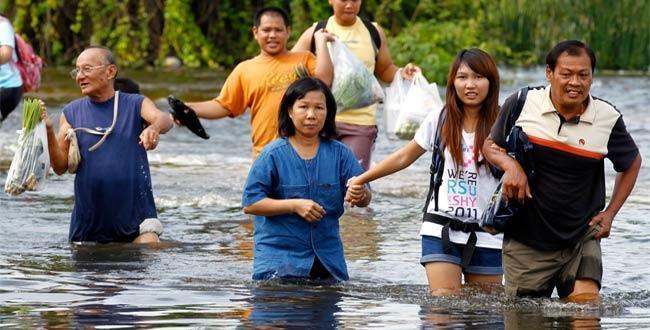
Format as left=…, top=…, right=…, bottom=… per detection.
left=254, top=6, right=290, bottom=27
left=278, top=77, right=337, bottom=139
left=114, top=77, right=140, bottom=94
left=442, top=48, right=500, bottom=170
left=546, top=40, right=596, bottom=72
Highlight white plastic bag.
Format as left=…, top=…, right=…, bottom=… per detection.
left=4, top=122, right=50, bottom=195
left=383, top=69, right=409, bottom=139
left=393, top=73, right=443, bottom=140
left=329, top=39, right=384, bottom=112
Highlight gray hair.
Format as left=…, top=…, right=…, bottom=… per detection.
left=83, top=45, right=117, bottom=66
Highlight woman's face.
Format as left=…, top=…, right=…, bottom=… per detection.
left=454, top=63, right=490, bottom=109
left=329, top=0, right=361, bottom=25
left=289, top=90, right=328, bottom=138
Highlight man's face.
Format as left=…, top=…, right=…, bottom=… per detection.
left=253, top=13, right=290, bottom=56
left=329, top=0, right=361, bottom=25
left=546, top=51, right=593, bottom=111
left=74, top=49, right=115, bottom=97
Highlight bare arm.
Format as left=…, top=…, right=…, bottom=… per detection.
left=186, top=99, right=231, bottom=120
left=243, top=197, right=326, bottom=223
left=139, top=97, right=173, bottom=150
left=291, top=25, right=314, bottom=52
left=482, top=136, right=531, bottom=203
left=354, top=140, right=426, bottom=185
left=312, top=29, right=334, bottom=86
left=372, top=25, right=399, bottom=83
left=0, top=45, right=12, bottom=64
left=372, top=25, right=420, bottom=83
left=590, top=153, right=642, bottom=238
left=346, top=140, right=424, bottom=206
left=42, top=110, right=71, bottom=175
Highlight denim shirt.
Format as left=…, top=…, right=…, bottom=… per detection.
left=242, top=137, right=363, bottom=281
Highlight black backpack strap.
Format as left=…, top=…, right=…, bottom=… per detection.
left=423, top=213, right=482, bottom=268
left=311, top=18, right=380, bottom=58
left=359, top=17, right=381, bottom=55
left=422, top=108, right=447, bottom=213
left=507, top=87, right=529, bottom=132
left=309, top=20, right=328, bottom=55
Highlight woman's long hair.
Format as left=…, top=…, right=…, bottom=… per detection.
left=441, top=48, right=500, bottom=171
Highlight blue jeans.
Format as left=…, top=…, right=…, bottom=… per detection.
left=421, top=235, right=502, bottom=275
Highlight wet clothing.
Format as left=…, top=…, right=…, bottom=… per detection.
left=491, top=86, right=639, bottom=251
left=334, top=122, right=377, bottom=171
left=215, top=51, right=317, bottom=158
left=415, top=110, right=503, bottom=250
left=242, top=137, right=363, bottom=281
left=0, top=85, right=21, bottom=121
left=421, top=235, right=502, bottom=275
left=503, top=225, right=602, bottom=298
left=63, top=92, right=157, bottom=243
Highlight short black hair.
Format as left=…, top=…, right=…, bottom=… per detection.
left=254, top=6, right=290, bottom=27
left=546, top=40, right=596, bottom=72
left=278, top=77, right=337, bottom=139
left=114, top=77, right=140, bottom=94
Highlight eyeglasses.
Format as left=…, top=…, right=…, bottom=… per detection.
left=69, top=65, right=108, bottom=79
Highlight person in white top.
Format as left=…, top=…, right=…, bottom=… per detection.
left=0, top=15, right=23, bottom=122
left=347, top=48, right=502, bottom=295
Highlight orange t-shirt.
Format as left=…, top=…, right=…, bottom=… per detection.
left=216, top=51, right=317, bottom=158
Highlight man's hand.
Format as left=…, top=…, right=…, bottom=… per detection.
left=589, top=211, right=614, bottom=239
left=313, top=28, right=336, bottom=44
left=38, top=100, right=53, bottom=129
left=293, top=199, right=325, bottom=223
left=139, top=126, right=160, bottom=150
left=501, top=160, right=532, bottom=204
left=488, top=142, right=506, bottom=154
left=400, top=63, right=421, bottom=80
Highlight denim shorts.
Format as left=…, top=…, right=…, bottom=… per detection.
left=420, top=235, right=503, bottom=275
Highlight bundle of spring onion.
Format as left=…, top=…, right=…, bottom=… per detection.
left=329, top=39, right=384, bottom=112
left=4, top=99, right=50, bottom=195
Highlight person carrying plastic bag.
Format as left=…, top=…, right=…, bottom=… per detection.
left=4, top=98, right=49, bottom=195
left=328, top=38, right=384, bottom=112
left=384, top=71, right=443, bottom=140
left=292, top=1, right=420, bottom=171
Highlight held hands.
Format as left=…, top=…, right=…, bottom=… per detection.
left=400, top=63, right=421, bottom=80
left=345, top=176, right=369, bottom=207
left=139, top=126, right=160, bottom=150
left=293, top=199, right=326, bottom=223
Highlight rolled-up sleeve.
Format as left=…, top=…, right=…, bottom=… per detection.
left=242, top=153, right=276, bottom=207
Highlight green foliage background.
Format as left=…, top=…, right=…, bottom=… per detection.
left=1, top=0, right=648, bottom=83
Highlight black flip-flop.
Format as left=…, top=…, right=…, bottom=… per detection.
left=167, top=95, right=210, bottom=139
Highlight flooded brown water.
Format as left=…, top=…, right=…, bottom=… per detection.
left=0, top=67, right=648, bottom=328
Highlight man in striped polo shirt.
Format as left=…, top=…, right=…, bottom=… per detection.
left=483, top=40, right=641, bottom=302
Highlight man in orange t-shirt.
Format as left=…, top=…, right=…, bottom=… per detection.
left=187, top=6, right=334, bottom=158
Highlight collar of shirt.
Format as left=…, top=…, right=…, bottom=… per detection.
left=540, top=85, right=595, bottom=124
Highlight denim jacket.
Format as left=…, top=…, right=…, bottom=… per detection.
left=242, top=137, right=363, bottom=281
